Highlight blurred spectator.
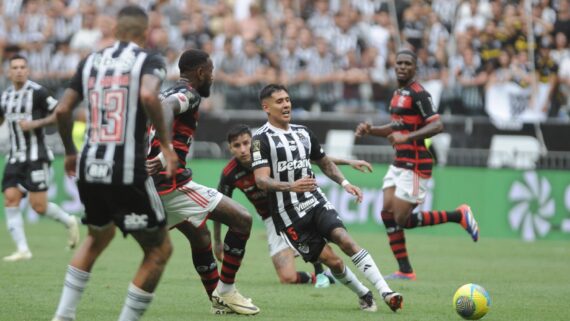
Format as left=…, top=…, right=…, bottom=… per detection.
left=553, top=0, right=570, bottom=41
left=455, top=47, right=488, bottom=116
left=279, top=37, right=312, bottom=112
left=307, top=37, right=341, bottom=112
left=550, top=32, right=570, bottom=65
left=69, top=6, right=101, bottom=54
left=96, top=15, right=116, bottom=50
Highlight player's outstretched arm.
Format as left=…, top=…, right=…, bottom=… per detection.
left=19, top=112, right=57, bottom=132
left=314, top=156, right=363, bottom=202
left=388, top=118, right=443, bottom=146
left=327, top=156, right=373, bottom=173
left=355, top=121, right=394, bottom=138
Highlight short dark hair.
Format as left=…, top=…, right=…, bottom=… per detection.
left=227, top=124, right=252, bottom=143
left=118, top=5, right=147, bottom=19
left=178, top=49, right=210, bottom=74
left=116, top=5, right=148, bottom=40
left=9, top=54, right=27, bottom=64
left=396, top=49, right=418, bottom=64
left=259, top=84, right=289, bottom=103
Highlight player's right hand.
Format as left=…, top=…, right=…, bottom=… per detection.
left=355, top=122, right=371, bottom=138
left=146, top=156, right=163, bottom=176
left=290, top=176, right=317, bottom=193
left=160, top=144, right=178, bottom=178
left=64, top=154, right=77, bottom=177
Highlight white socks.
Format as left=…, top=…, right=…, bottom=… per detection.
left=45, top=202, right=75, bottom=227
left=118, top=283, right=154, bottom=321
left=352, top=249, right=392, bottom=294
left=54, top=265, right=90, bottom=320
left=5, top=207, right=29, bottom=252
left=332, top=265, right=369, bottom=297
left=216, top=280, right=236, bottom=295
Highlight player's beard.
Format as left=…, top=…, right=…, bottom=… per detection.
left=197, top=82, right=211, bottom=97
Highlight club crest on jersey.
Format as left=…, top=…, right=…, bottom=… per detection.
left=298, top=134, right=310, bottom=149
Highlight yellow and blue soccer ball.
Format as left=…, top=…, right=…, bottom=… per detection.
left=453, top=283, right=491, bottom=320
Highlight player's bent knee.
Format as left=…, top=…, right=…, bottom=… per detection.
left=31, top=202, right=47, bottom=215
left=395, top=214, right=409, bottom=227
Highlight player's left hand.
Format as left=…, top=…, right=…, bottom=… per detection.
left=388, top=132, right=409, bottom=145
left=64, top=154, right=77, bottom=177
left=146, top=156, right=164, bottom=176
left=350, top=160, right=373, bottom=173
left=344, top=184, right=363, bottom=203
left=18, top=120, right=36, bottom=132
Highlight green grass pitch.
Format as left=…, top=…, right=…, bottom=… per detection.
left=1, top=220, right=568, bottom=321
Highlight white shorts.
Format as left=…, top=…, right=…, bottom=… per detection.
left=263, top=217, right=292, bottom=257
left=382, top=165, right=429, bottom=204
left=161, top=180, right=223, bottom=228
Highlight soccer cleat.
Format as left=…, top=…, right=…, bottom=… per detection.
left=51, top=318, right=64, bottom=321
left=211, top=288, right=260, bottom=315
left=315, top=273, right=331, bottom=288
left=384, top=271, right=416, bottom=281
left=67, top=216, right=80, bottom=250
left=358, top=291, right=377, bottom=312
left=3, top=250, right=32, bottom=262
left=211, top=299, right=236, bottom=315
left=382, top=291, right=404, bottom=312
left=458, top=204, right=479, bottom=242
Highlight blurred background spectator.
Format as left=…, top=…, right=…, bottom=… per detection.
left=0, top=0, right=568, bottom=122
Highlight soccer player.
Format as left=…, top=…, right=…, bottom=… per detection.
left=216, top=124, right=374, bottom=288
left=0, top=55, right=80, bottom=262
left=145, top=49, right=259, bottom=315
left=355, top=49, right=480, bottom=281
left=51, top=6, right=178, bottom=321
left=251, top=84, right=403, bottom=313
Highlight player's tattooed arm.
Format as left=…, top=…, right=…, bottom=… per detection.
left=254, top=167, right=316, bottom=193
left=315, top=156, right=346, bottom=185
left=326, top=156, right=373, bottom=173
left=315, top=156, right=363, bottom=202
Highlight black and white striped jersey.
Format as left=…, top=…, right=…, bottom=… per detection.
left=0, top=80, right=58, bottom=164
left=68, top=41, right=166, bottom=185
left=251, top=122, right=328, bottom=232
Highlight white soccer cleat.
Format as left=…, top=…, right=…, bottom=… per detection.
left=67, top=216, right=80, bottom=250
left=3, top=250, right=32, bottom=262
left=211, top=288, right=260, bottom=315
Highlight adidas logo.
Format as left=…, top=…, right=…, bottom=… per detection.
left=276, top=142, right=284, bottom=148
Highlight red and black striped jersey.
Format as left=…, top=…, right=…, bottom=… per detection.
left=147, top=80, right=201, bottom=194
left=389, top=81, right=440, bottom=178
left=218, top=158, right=270, bottom=220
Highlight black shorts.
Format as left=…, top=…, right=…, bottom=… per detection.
left=77, top=178, right=166, bottom=235
left=281, top=203, right=346, bottom=263
left=2, top=161, right=50, bottom=193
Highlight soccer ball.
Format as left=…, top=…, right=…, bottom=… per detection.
left=453, top=283, right=491, bottom=320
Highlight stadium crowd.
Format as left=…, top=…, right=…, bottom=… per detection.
left=0, top=0, right=569, bottom=118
